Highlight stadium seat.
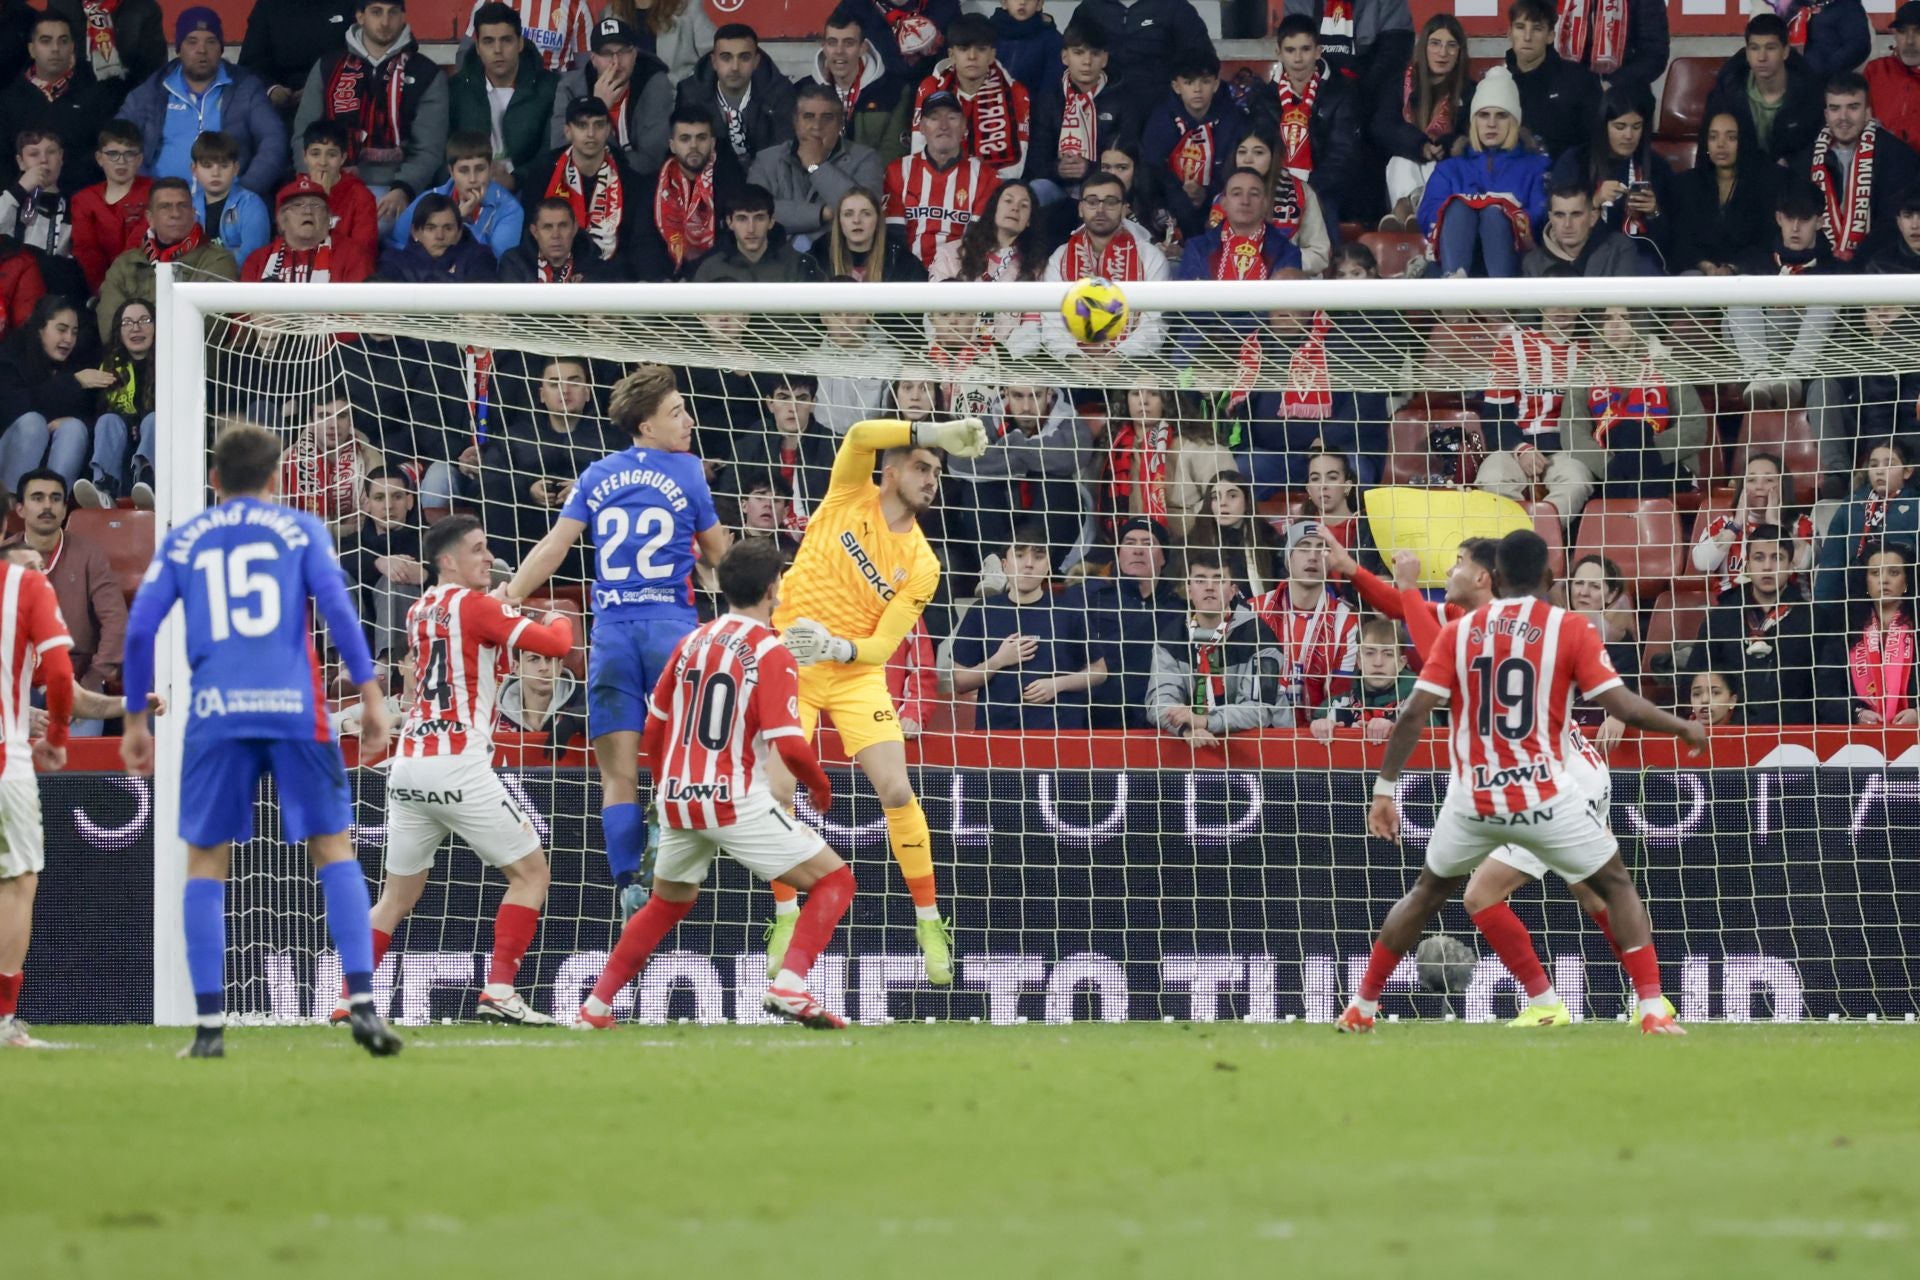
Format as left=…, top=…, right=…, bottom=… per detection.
left=1657, top=57, right=1718, bottom=140
left=1572, top=499, right=1683, bottom=598
left=67, top=509, right=154, bottom=601
left=1643, top=587, right=1712, bottom=678
left=1356, top=230, right=1423, bottom=279
left=1382, top=407, right=1433, bottom=485
left=1732, top=409, right=1821, bottom=495
left=1524, top=500, right=1566, bottom=578
left=1651, top=137, right=1697, bottom=172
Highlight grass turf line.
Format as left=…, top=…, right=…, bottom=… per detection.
left=6, top=1024, right=1916, bottom=1279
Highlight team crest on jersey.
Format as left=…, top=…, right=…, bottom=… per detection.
left=664, top=777, right=733, bottom=804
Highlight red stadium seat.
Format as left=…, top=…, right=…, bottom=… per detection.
left=1732, top=409, right=1821, bottom=497
left=1356, top=230, right=1423, bottom=279
left=1382, top=407, right=1432, bottom=485
left=1572, top=499, right=1683, bottom=599
left=66, top=509, right=154, bottom=601
left=1525, top=500, right=1567, bottom=579
left=1657, top=57, right=1719, bottom=140
left=1643, top=588, right=1711, bottom=676
left=1651, top=137, right=1697, bottom=172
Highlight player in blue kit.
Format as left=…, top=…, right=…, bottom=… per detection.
left=507, top=364, right=730, bottom=918
left=120, top=425, right=402, bottom=1060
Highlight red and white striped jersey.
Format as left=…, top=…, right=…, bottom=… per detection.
left=647, top=613, right=806, bottom=829
left=1484, top=327, right=1584, bottom=436
left=0, top=564, right=72, bottom=780
left=468, top=0, right=592, bottom=71
left=398, top=586, right=545, bottom=760
left=885, top=154, right=998, bottom=269
left=1416, top=597, right=1623, bottom=817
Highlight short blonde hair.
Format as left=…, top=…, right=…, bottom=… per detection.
left=609, top=363, right=678, bottom=436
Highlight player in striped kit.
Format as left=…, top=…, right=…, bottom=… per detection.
left=1343, top=531, right=1705, bottom=1036
left=578, top=541, right=853, bottom=1030
left=331, top=515, right=577, bottom=1027
left=885, top=90, right=998, bottom=270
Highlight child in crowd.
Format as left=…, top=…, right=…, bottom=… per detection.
left=300, top=120, right=380, bottom=266
left=1689, top=670, right=1742, bottom=727
left=1141, top=48, right=1245, bottom=208
left=190, top=132, right=271, bottom=268
left=1311, top=616, right=1419, bottom=741
left=70, top=122, right=150, bottom=293
left=1, top=130, right=72, bottom=258
left=387, top=130, right=524, bottom=260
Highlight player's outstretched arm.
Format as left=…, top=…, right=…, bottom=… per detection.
left=831, top=417, right=989, bottom=490
left=1368, top=687, right=1445, bottom=844
left=505, top=517, right=587, bottom=602
left=507, top=609, right=575, bottom=659
left=1594, top=686, right=1709, bottom=754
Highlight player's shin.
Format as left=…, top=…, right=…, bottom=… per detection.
left=775, top=865, right=855, bottom=992
left=1469, top=903, right=1559, bottom=1007
left=316, top=860, right=378, bottom=1005
left=602, top=802, right=644, bottom=890
left=486, top=903, right=540, bottom=995
left=884, top=799, right=939, bottom=916
left=182, top=877, right=226, bottom=1025
left=584, top=894, right=696, bottom=1015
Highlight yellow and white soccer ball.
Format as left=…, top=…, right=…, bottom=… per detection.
left=1060, top=276, right=1130, bottom=344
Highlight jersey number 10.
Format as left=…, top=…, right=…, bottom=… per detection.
left=193, top=546, right=282, bottom=641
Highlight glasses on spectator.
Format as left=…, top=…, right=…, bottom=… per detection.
left=1080, top=196, right=1124, bottom=209
left=99, top=149, right=141, bottom=162
left=122, top=316, right=154, bottom=328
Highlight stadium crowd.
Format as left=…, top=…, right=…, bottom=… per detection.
left=0, top=0, right=1917, bottom=746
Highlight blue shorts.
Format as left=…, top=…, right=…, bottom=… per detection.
left=180, top=737, right=353, bottom=848
left=587, top=615, right=696, bottom=737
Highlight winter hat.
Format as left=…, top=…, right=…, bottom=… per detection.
left=1474, top=66, right=1523, bottom=126
left=174, top=6, right=224, bottom=45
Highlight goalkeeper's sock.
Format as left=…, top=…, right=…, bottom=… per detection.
left=487, top=903, right=539, bottom=990
left=779, top=865, right=855, bottom=984
left=340, top=928, right=392, bottom=1002
left=1356, top=941, right=1402, bottom=1015
left=885, top=800, right=938, bottom=913
left=1470, top=903, right=1555, bottom=1002
left=603, top=802, right=643, bottom=888
left=0, top=970, right=20, bottom=1018
left=591, top=895, right=694, bottom=1006
left=770, top=881, right=800, bottom=910
left=316, top=861, right=375, bottom=1004
left=1590, top=909, right=1627, bottom=966
left=183, top=877, right=226, bottom=1026
left=1620, top=944, right=1665, bottom=1007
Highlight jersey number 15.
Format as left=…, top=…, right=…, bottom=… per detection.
left=193, top=546, right=281, bottom=641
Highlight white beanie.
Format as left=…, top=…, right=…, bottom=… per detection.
left=1474, top=66, right=1523, bottom=127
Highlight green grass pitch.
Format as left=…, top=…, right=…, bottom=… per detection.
left=7, top=1023, right=1917, bottom=1279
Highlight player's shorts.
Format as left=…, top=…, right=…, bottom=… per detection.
left=588, top=614, right=695, bottom=737
left=0, top=773, right=43, bottom=878
left=1487, top=753, right=1613, bottom=881
left=384, top=754, right=541, bottom=876
left=654, top=805, right=825, bottom=886
left=796, top=663, right=902, bottom=757
left=180, top=737, right=353, bottom=847
left=1424, top=787, right=1618, bottom=885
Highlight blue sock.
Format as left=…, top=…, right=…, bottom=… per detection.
left=603, top=802, right=642, bottom=886
left=316, top=860, right=375, bottom=999
left=183, top=878, right=226, bottom=1020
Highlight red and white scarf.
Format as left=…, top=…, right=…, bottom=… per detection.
left=1272, top=70, right=1321, bottom=177
left=1139, top=421, right=1172, bottom=524
left=1250, top=584, right=1342, bottom=711
left=1065, top=226, right=1141, bottom=281
left=1852, top=611, right=1915, bottom=722
left=1785, top=0, right=1836, bottom=54
left=1402, top=64, right=1455, bottom=142
left=536, top=254, right=579, bottom=283
left=1213, top=224, right=1271, bottom=281
left=1168, top=117, right=1220, bottom=189
left=1428, top=193, right=1530, bottom=258
left=927, top=61, right=1022, bottom=171
left=83, top=1, right=121, bottom=76
left=144, top=222, right=205, bottom=264
left=1812, top=123, right=1877, bottom=262
left=26, top=66, right=73, bottom=102
left=1555, top=0, right=1630, bottom=77
left=1057, top=72, right=1102, bottom=164
left=324, top=49, right=407, bottom=165
left=547, top=152, right=624, bottom=260
left=654, top=161, right=716, bottom=271
left=258, top=236, right=337, bottom=283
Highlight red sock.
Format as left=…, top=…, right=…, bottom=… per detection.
left=1590, top=909, right=1626, bottom=966
left=1358, top=942, right=1402, bottom=1003
left=769, top=880, right=799, bottom=905
left=0, top=970, right=21, bottom=1018
left=779, top=866, right=856, bottom=982
left=903, top=873, right=937, bottom=911
left=1471, top=903, right=1552, bottom=999
left=591, top=896, right=694, bottom=1006
left=1621, top=944, right=1663, bottom=1000
left=342, top=930, right=394, bottom=1000
left=488, top=904, right=540, bottom=988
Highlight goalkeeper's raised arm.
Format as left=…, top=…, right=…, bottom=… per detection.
left=775, top=417, right=987, bottom=668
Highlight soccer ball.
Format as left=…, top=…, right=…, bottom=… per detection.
left=1060, top=277, right=1130, bottom=344
left=1415, top=934, right=1478, bottom=994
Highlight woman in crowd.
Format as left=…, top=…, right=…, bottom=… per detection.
left=932, top=181, right=1045, bottom=282
left=1672, top=111, right=1773, bottom=276
left=812, top=187, right=927, bottom=282
left=603, top=0, right=715, bottom=83
left=1552, top=83, right=1674, bottom=272
left=73, top=298, right=155, bottom=510
left=1296, top=451, right=1363, bottom=553
left=1212, top=125, right=1331, bottom=275
left=1835, top=541, right=1920, bottom=727
left=1186, top=470, right=1284, bottom=598
left=1372, top=13, right=1471, bottom=233
left=1416, top=67, right=1549, bottom=279
left=1567, top=553, right=1642, bottom=688
left=1105, top=387, right=1233, bottom=536
left=0, top=295, right=104, bottom=497
left=1689, top=669, right=1742, bottom=726
left=1690, top=452, right=1815, bottom=597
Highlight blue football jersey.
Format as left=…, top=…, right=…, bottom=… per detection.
left=560, top=446, right=718, bottom=623
left=124, top=496, right=375, bottom=742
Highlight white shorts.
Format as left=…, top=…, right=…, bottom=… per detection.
left=1488, top=752, right=1613, bottom=882
left=384, top=754, right=541, bottom=877
left=0, top=773, right=42, bottom=878
left=655, top=805, right=825, bottom=886
left=1425, top=785, right=1618, bottom=886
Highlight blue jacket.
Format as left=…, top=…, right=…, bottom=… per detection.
left=386, top=180, right=525, bottom=259
left=1139, top=85, right=1248, bottom=198
left=375, top=234, right=498, bottom=284
left=1417, top=145, right=1552, bottom=241
left=193, top=184, right=272, bottom=269
left=1791, top=0, right=1871, bottom=80
left=1176, top=222, right=1304, bottom=280
left=990, top=10, right=1062, bottom=93
left=117, top=60, right=287, bottom=196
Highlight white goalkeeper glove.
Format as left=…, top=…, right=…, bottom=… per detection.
left=781, top=617, right=855, bottom=666
left=914, top=416, right=989, bottom=460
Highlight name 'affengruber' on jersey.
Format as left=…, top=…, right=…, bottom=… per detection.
left=560, top=446, right=717, bottom=619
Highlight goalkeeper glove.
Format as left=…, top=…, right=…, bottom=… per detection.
left=914, top=417, right=989, bottom=459
left=781, top=617, right=855, bottom=666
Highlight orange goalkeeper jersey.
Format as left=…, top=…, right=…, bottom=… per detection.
left=773, top=421, right=941, bottom=664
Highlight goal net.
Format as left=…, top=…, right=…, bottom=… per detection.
left=151, top=271, right=1920, bottom=1027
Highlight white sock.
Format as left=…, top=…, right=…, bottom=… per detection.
left=915, top=904, right=941, bottom=922
left=773, top=898, right=800, bottom=918
left=1638, top=996, right=1668, bottom=1020
left=483, top=982, right=514, bottom=1001
left=583, top=995, right=612, bottom=1017
left=1530, top=988, right=1561, bottom=1009
left=196, top=1013, right=224, bottom=1029
left=773, top=968, right=807, bottom=992
left=1355, top=997, right=1380, bottom=1017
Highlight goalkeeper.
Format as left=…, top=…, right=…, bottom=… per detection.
left=767, top=416, right=989, bottom=986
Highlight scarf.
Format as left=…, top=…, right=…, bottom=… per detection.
left=654, top=161, right=716, bottom=270
left=26, top=67, right=73, bottom=102
left=1851, top=611, right=1916, bottom=722
left=537, top=254, right=578, bottom=283
left=1191, top=623, right=1227, bottom=712
left=1273, top=71, right=1321, bottom=177
left=715, top=84, right=752, bottom=161
left=83, top=0, right=122, bottom=78
left=1214, top=224, right=1271, bottom=281
left=1588, top=380, right=1671, bottom=447
left=547, top=152, right=624, bottom=260
left=1773, top=246, right=1818, bottom=274
left=1555, top=0, right=1630, bottom=77
left=1785, top=0, right=1836, bottom=53
left=1065, top=226, right=1141, bottom=281
left=1140, top=421, right=1171, bottom=524
left=1251, top=585, right=1337, bottom=706
left=1168, top=115, right=1220, bottom=189
left=1811, top=124, right=1877, bottom=262
left=1402, top=64, right=1455, bottom=143
left=882, top=2, right=943, bottom=64
left=1860, top=492, right=1891, bottom=557
left=324, top=48, right=407, bottom=164
left=258, top=236, right=336, bottom=283
left=1058, top=72, right=1102, bottom=164
left=281, top=429, right=360, bottom=521
left=144, top=222, right=205, bottom=263
left=932, top=61, right=1021, bottom=171
left=1276, top=312, right=1335, bottom=421
left=1316, top=0, right=1356, bottom=64
left=1429, top=192, right=1531, bottom=259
